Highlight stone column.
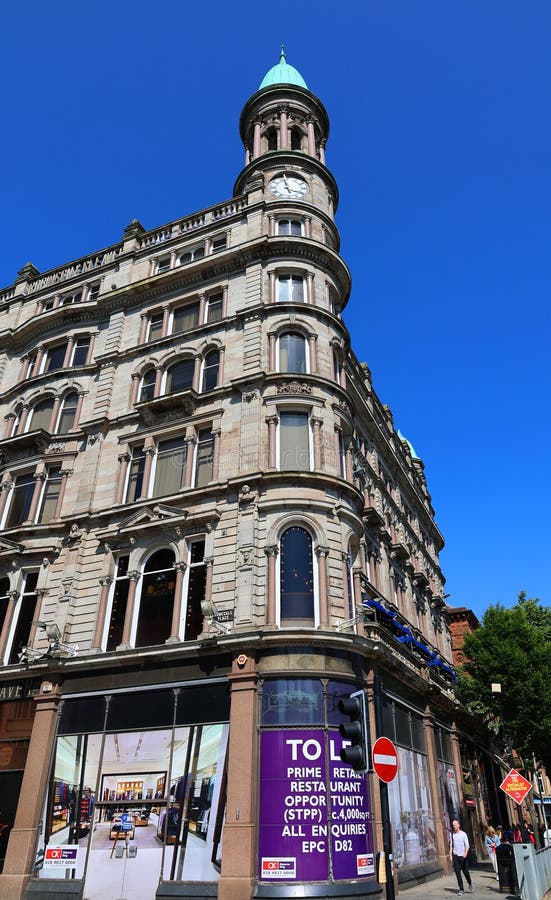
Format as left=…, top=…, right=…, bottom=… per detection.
left=424, top=704, right=451, bottom=872
left=92, top=576, right=113, bottom=650
left=161, top=305, right=170, bottom=338
left=304, top=216, right=312, bottom=239
left=0, top=682, right=63, bottom=899
left=306, top=117, right=316, bottom=156
left=311, top=416, right=323, bottom=470
left=268, top=214, right=275, bottom=237
left=138, top=314, right=148, bottom=344
left=16, top=406, right=30, bottom=435
left=85, top=333, right=96, bottom=365
left=27, top=472, right=45, bottom=524
left=19, top=357, right=32, bottom=382
left=218, top=656, right=258, bottom=900
left=279, top=105, right=288, bottom=149
left=200, top=557, right=214, bottom=635
left=167, top=563, right=186, bottom=643
left=0, top=591, right=19, bottom=663
left=31, top=347, right=45, bottom=378
left=4, top=415, right=16, bottom=438
left=47, top=397, right=61, bottom=433
left=266, top=416, right=278, bottom=469
left=118, top=571, right=140, bottom=649
left=140, top=438, right=156, bottom=498
left=192, top=356, right=201, bottom=392
left=62, top=337, right=75, bottom=368
left=268, top=334, right=276, bottom=371
left=212, top=429, right=221, bottom=481
left=198, top=292, right=207, bottom=324
left=115, top=451, right=130, bottom=504
left=353, top=568, right=365, bottom=637
left=306, top=272, right=314, bottom=304
left=315, top=546, right=329, bottom=626
left=154, top=367, right=163, bottom=398
left=253, top=118, right=261, bottom=158
left=308, top=334, right=318, bottom=373
left=130, top=374, right=140, bottom=406
left=184, top=436, right=197, bottom=487
left=265, top=546, right=278, bottom=626
left=269, top=271, right=276, bottom=303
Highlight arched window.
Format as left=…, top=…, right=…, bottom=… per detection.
left=57, top=392, right=79, bottom=433
left=201, top=350, right=220, bottom=392
left=166, top=359, right=194, bottom=394
left=135, top=549, right=176, bottom=647
left=139, top=369, right=156, bottom=402
left=279, top=333, right=307, bottom=374
left=106, top=555, right=129, bottom=652
left=27, top=397, right=54, bottom=432
left=280, top=527, right=315, bottom=624
left=277, top=219, right=303, bottom=236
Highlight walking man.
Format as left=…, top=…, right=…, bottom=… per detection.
left=450, top=819, right=474, bottom=895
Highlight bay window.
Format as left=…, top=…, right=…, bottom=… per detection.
left=57, top=392, right=79, bottom=433
left=279, top=526, right=315, bottom=624
left=279, top=411, right=311, bottom=471
left=277, top=274, right=304, bottom=302
left=37, top=466, right=62, bottom=523
left=278, top=332, right=307, bottom=374
left=152, top=436, right=187, bottom=496
left=201, top=350, right=220, bottom=392
left=195, top=429, right=214, bottom=486
left=3, top=473, right=35, bottom=529
left=165, top=359, right=194, bottom=393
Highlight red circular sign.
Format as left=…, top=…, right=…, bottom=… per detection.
left=372, top=737, right=399, bottom=783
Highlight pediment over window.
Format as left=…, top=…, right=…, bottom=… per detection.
left=118, top=504, right=189, bottom=530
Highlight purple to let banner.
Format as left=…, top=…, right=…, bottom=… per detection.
left=258, top=730, right=374, bottom=883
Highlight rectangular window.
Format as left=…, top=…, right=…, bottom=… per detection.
left=279, top=412, right=310, bottom=471
left=157, top=257, right=171, bottom=273
left=185, top=538, right=206, bottom=640
left=8, top=572, right=39, bottom=665
left=153, top=437, right=187, bottom=496
left=5, top=473, right=35, bottom=528
left=277, top=275, right=304, bottom=303
left=89, top=282, right=100, bottom=301
left=126, top=445, right=146, bottom=502
left=211, top=235, right=227, bottom=253
left=37, top=466, right=62, bottom=523
left=195, top=429, right=214, bottom=486
left=148, top=311, right=164, bottom=342
left=172, top=302, right=200, bottom=334
left=71, top=337, right=90, bottom=366
left=206, top=293, right=223, bottom=323
left=43, top=345, right=66, bottom=373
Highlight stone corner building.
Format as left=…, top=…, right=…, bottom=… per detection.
left=0, top=53, right=497, bottom=900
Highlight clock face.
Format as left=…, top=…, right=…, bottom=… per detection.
left=269, top=175, right=308, bottom=199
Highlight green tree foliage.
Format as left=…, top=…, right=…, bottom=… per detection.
left=456, top=594, right=551, bottom=770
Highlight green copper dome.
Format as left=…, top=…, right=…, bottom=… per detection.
left=259, top=48, right=308, bottom=90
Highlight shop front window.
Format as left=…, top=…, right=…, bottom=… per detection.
left=37, top=686, right=229, bottom=896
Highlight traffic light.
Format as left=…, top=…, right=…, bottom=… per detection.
left=338, top=689, right=368, bottom=773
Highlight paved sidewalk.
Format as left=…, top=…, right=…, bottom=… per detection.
left=398, top=861, right=521, bottom=898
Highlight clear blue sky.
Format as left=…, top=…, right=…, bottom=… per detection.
left=1, top=1, right=549, bottom=618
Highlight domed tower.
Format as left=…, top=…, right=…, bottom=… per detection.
left=235, top=49, right=343, bottom=266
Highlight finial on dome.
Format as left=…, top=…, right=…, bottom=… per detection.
left=280, top=44, right=286, bottom=62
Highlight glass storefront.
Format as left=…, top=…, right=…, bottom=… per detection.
left=435, top=724, right=459, bottom=834
left=35, top=684, right=229, bottom=900
left=383, top=696, right=437, bottom=869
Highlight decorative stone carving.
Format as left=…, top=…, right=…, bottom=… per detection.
left=276, top=381, right=312, bottom=395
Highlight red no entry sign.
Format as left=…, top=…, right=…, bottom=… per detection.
left=372, top=737, right=399, bottom=783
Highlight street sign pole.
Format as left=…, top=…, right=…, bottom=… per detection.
left=374, top=675, right=395, bottom=900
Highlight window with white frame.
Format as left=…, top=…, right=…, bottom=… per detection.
left=152, top=436, right=188, bottom=497
left=88, top=282, right=100, bottom=301
left=125, top=445, right=146, bottom=503
left=165, top=359, right=194, bottom=394
left=37, top=466, right=62, bottom=523
left=210, top=234, right=227, bottom=254
left=179, top=246, right=205, bottom=265
left=278, top=332, right=307, bottom=374
left=278, top=411, right=311, bottom=471
left=157, top=256, right=171, bottom=274
left=59, top=289, right=83, bottom=306
left=3, top=473, right=35, bottom=529
left=183, top=537, right=207, bottom=640
left=277, top=219, right=303, bottom=236
left=206, top=292, right=223, bottom=323
left=148, top=310, right=164, bottom=342
left=172, top=302, right=200, bottom=334
left=105, top=554, right=130, bottom=652
left=134, top=548, right=176, bottom=647
left=43, top=344, right=66, bottom=374
left=201, top=350, right=220, bottom=392
left=70, top=336, right=91, bottom=366
left=57, top=392, right=79, bottom=433
left=27, top=398, right=54, bottom=433
left=3, top=571, right=39, bottom=666
left=195, top=428, right=214, bottom=486
left=0, top=577, right=10, bottom=651
left=279, top=526, right=315, bottom=624
left=277, top=274, right=305, bottom=303
left=138, top=369, right=156, bottom=403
